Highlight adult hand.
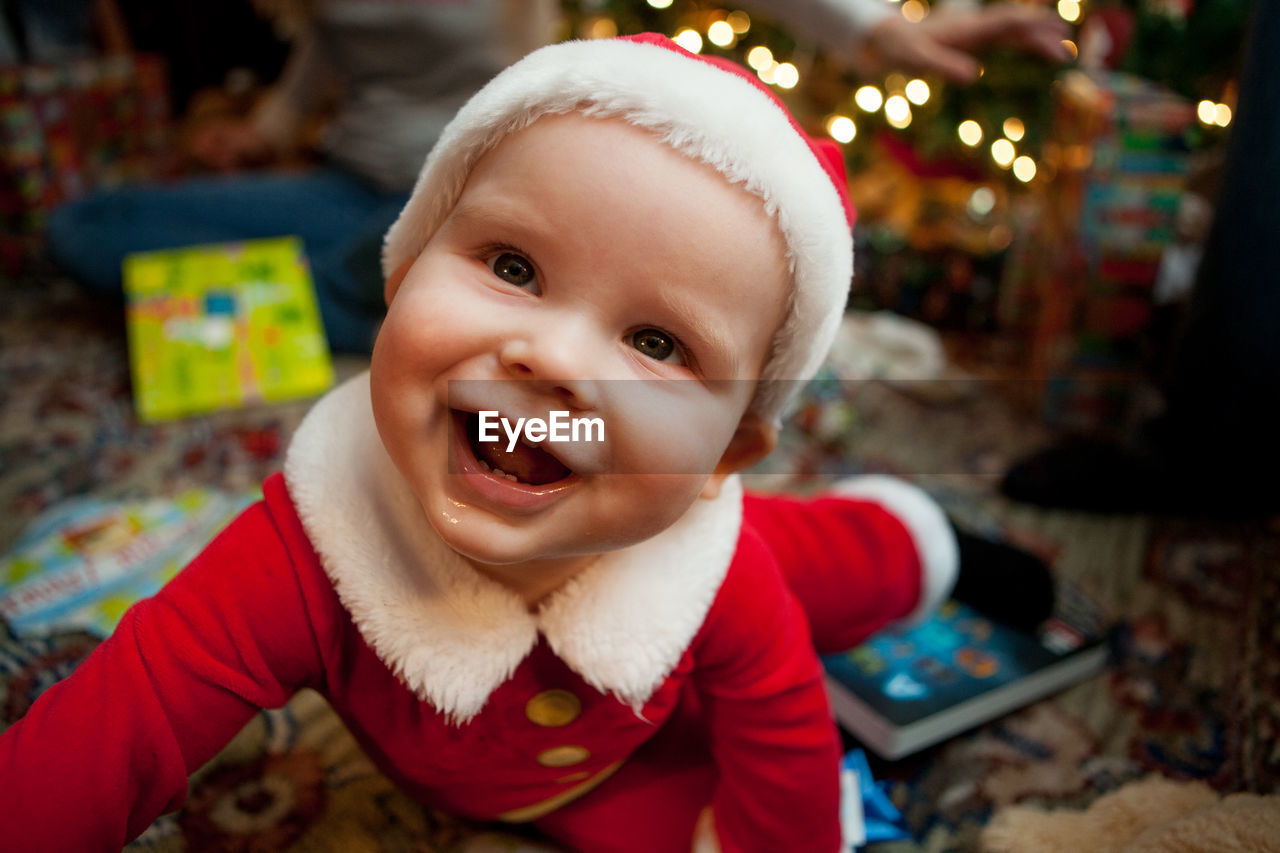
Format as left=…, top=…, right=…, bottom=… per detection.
left=858, top=3, right=1073, bottom=84
left=186, top=118, right=275, bottom=172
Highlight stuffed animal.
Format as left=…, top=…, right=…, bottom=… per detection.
left=981, top=775, right=1280, bottom=852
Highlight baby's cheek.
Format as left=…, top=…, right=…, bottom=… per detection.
left=606, top=395, right=738, bottom=476
left=578, top=476, right=706, bottom=552
left=672, top=419, right=745, bottom=477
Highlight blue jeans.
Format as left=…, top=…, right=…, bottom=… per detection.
left=46, top=167, right=410, bottom=353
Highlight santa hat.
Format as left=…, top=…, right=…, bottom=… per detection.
left=382, top=33, right=855, bottom=425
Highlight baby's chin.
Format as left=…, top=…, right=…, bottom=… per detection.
left=424, top=495, right=696, bottom=569
left=434, top=523, right=625, bottom=569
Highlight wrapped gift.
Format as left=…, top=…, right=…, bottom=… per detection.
left=124, top=236, right=334, bottom=422
left=1000, top=70, right=1194, bottom=432
left=0, top=53, right=174, bottom=271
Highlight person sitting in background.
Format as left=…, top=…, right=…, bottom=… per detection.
left=45, top=0, right=1070, bottom=354
left=1000, top=0, right=1279, bottom=518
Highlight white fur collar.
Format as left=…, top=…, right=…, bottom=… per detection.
left=284, top=373, right=743, bottom=724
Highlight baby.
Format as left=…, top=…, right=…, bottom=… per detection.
left=1, top=35, right=964, bottom=851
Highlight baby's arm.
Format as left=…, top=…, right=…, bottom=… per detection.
left=0, top=478, right=330, bottom=848
left=690, top=527, right=845, bottom=852
left=745, top=476, right=959, bottom=652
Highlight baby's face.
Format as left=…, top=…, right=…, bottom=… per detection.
left=370, top=113, right=789, bottom=578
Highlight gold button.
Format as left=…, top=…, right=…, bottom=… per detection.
left=525, top=690, right=582, bottom=727
left=536, top=745, right=590, bottom=767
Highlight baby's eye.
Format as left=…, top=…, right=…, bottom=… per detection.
left=489, top=252, right=539, bottom=293
left=631, top=328, right=685, bottom=365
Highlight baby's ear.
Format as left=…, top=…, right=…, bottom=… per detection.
left=384, top=258, right=415, bottom=306
left=701, top=412, right=777, bottom=500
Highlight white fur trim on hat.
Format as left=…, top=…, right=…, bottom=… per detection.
left=382, top=36, right=853, bottom=424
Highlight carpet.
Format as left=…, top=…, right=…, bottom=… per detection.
left=2, top=275, right=1275, bottom=851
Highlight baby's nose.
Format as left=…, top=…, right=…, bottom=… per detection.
left=498, top=332, right=598, bottom=410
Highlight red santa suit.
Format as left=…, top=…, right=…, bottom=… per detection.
left=0, top=373, right=955, bottom=851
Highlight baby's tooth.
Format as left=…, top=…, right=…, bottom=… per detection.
left=486, top=464, right=524, bottom=484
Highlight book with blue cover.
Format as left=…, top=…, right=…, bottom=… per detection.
left=823, top=591, right=1108, bottom=759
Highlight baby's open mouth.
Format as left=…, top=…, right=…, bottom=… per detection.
left=461, top=411, right=573, bottom=486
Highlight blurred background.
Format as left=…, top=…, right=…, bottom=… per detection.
left=1, top=2, right=1273, bottom=851
left=0, top=0, right=1253, bottom=430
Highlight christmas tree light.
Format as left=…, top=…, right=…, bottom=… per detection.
left=855, top=86, right=883, bottom=112
left=826, top=115, right=857, bottom=143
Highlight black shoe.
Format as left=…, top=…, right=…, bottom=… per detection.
left=949, top=526, right=1056, bottom=634
left=1000, top=437, right=1176, bottom=514
left=1001, top=436, right=1277, bottom=518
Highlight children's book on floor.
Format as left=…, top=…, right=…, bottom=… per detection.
left=123, top=236, right=334, bottom=422
left=823, top=587, right=1108, bottom=760
left=0, top=490, right=251, bottom=638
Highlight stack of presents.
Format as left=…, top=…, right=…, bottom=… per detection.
left=0, top=53, right=173, bottom=272
left=1000, top=70, right=1196, bottom=432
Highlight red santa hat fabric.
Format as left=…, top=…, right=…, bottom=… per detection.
left=382, top=33, right=855, bottom=424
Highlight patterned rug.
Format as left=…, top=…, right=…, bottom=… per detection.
left=2, top=274, right=1276, bottom=851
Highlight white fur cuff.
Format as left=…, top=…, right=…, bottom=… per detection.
left=830, top=475, right=958, bottom=625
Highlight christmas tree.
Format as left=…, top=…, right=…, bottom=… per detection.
left=559, top=0, right=1249, bottom=223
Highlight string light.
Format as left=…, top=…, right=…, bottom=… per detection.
left=854, top=85, right=883, bottom=112
left=968, top=187, right=996, bottom=217
left=673, top=28, right=703, bottom=53
left=746, top=46, right=774, bottom=71
left=901, top=0, right=927, bottom=22
left=1196, top=99, right=1235, bottom=127
left=646, top=0, right=673, bottom=7
left=826, top=115, right=857, bottom=144
left=991, top=138, right=1016, bottom=168
left=884, top=95, right=912, bottom=128
left=774, top=62, right=799, bottom=89
left=587, top=17, right=617, bottom=39
left=1057, top=0, right=1081, bottom=22
left=1062, top=39, right=1079, bottom=59
left=707, top=20, right=735, bottom=47
left=726, top=11, right=751, bottom=34
left=690, top=42, right=1056, bottom=186
left=1066, top=144, right=1093, bottom=169
left=1013, top=155, right=1037, bottom=182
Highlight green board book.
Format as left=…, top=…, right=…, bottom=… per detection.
left=124, top=236, right=334, bottom=421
